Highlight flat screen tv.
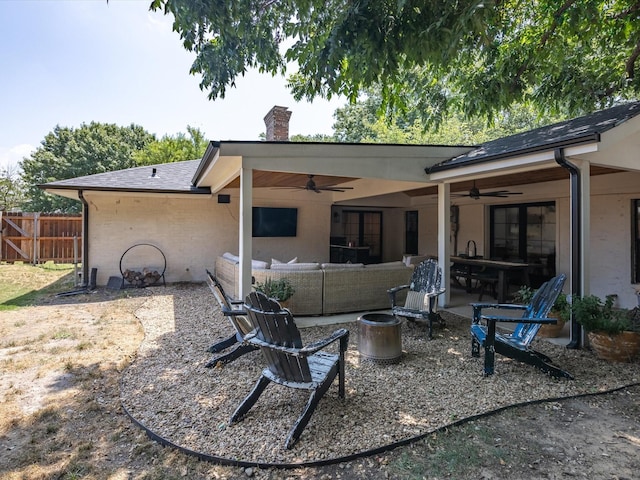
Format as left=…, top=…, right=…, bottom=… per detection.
left=252, top=207, right=298, bottom=237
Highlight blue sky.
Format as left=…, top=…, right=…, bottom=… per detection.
left=0, top=0, right=345, bottom=172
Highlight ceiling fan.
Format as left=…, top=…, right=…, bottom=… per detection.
left=454, top=181, right=522, bottom=200
left=279, top=174, right=355, bottom=193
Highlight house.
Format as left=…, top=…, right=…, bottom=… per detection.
left=42, top=103, right=640, bottom=320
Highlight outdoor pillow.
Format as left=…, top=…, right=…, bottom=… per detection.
left=251, top=259, right=270, bottom=270
left=222, top=252, right=240, bottom=263
left=271, top=257, right=298, bottom=265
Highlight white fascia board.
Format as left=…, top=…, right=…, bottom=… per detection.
left=242, top=155, right=437, bottom=182
left=197, top=155, right=242, bottom=191
left=583, top=121, right=640, bottom=171
left=218, top=142, right=471, bottom=182
left=81, top=190, right=211, bottom=200
left=428, top=145, right=595, bottom=183
left=42, top=188, right=80, bottom=200
left=217, top=141, right=470, bottom=159
left=562, top=143, right=600, bottom=157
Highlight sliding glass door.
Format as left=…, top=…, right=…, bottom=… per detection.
left=490, top=202, right=556, bottom=286
left=343, top=210, right=382, bottom=263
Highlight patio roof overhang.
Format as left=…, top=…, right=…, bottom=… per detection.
left=193, top=141, right=474, bottom=201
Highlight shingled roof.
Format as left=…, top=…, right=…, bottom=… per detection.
left=428, top=101, right=640, bottom=173
left=39, top=159, right=210, bottom=195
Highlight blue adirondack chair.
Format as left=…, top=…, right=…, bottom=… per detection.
left=230, top=291, right=350, bottom=449
left=470, top=273, right=573, bottom=378
left=388, top=259, right=445, bottom=339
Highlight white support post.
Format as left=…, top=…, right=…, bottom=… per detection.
left=437, top=183, right=451, bottom=307
left=239, top=167, right=253, bottom=300
left=578, top=159, right=591, bottom=296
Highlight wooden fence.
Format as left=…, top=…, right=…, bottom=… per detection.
left=1, top=212, right=82, bottom=264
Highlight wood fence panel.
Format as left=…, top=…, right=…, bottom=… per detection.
left=1, top=212, right=82, bottom=263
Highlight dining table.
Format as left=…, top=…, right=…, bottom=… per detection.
left=450, top=256, right=530, bottom=303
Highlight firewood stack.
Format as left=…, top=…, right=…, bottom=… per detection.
left=123, top=268, right=162, bottom=287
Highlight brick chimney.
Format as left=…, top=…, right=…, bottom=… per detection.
left=264, top=106, right=292, bottom=141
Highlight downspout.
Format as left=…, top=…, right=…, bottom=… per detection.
left=554, top=148, right=582, bottom=349
left=78, top=190, right=90, bottom=288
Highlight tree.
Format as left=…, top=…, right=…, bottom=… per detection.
left=333, top=90, right=562, bottom=145
left=133, top=126, right=209, bottom=166
left=20, top=122, right=154, bottom=213
left=0, top=165, right=25, bottom=212
left=289, top=133, right=335, bottom=142
left=151, top=0, right=640, bottom=124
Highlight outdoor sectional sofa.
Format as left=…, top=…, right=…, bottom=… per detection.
left=215, top=253, right=413, bottom=315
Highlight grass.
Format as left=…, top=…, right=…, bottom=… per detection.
left=390, top=424, right=505, bottom=478
left=0, top=262, right=76, bottom=309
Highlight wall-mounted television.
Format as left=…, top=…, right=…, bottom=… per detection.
left=252, top=207, right=298, bottom=237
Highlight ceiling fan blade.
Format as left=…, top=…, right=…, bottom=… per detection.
left=480, top=191, right=523, bottom=197
left=317, top=186, right=354, bottom=192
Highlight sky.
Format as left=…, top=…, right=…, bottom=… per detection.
left=0, top=0, right=346, bottom=172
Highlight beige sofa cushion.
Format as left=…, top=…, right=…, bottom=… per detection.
left=271, top=262, right=320, bottom=271
left=321, top=263, right=365, bottom=269
left=365, top=261, right=405, bottom=269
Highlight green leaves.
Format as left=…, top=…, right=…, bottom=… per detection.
left=133, top=126, right=209, bottom=166
left=20, top=122, right=154, bottom=213
left=153, top=0, right=640, bottom=121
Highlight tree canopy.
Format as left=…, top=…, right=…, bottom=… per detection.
left=0, top=165, right=25, bottom=212
left=151, top=0, right=640, bottom=124
left=333, top=92, right=563, bottom=145
left=133, top=126, right=209, bottom=166
left=20, top=122, right=155, bottom=213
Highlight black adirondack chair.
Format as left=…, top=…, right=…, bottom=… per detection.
left=230, top=291, right=350, bottom=449
left=388, top=259, right=446, bottom=339
left=204, top=270, right=258, bottom=368
left=470, top=273, right=573, bottom=378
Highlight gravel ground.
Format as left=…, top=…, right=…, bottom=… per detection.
left=120, top=283, right=640, bottom=466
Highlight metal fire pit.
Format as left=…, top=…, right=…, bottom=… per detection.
left=357, top=313, right=402, bottom=364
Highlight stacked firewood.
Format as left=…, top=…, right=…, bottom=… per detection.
left=123, top=268, right=162, bottom=287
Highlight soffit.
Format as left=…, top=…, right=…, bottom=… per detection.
left=405, top=165, right=619, bottom=197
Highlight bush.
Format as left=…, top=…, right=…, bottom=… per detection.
left=513, top=285, right=570, bottom=323
left=254, top=277, right=295, bottom=302
left=571, top=295, right=630, bottom=335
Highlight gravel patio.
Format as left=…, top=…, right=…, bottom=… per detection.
left=120, top=283, right=640, bottom=467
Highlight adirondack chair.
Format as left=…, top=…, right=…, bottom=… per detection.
left=230, top=291, right=350, bottom=449
left=204, top=270, right=258, bottom=368
left=470, top=273, right=573, bottom=378
left=388, top=258, right=446, bottom=339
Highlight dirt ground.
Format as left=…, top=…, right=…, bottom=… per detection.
left=0, top=273, right=639, bottom=479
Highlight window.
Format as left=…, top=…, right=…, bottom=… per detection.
left=490, top=202, right=556, bottom=287
left=633, top=200, right=640, bottom=283
left=405, top=211, right=418, bottom=254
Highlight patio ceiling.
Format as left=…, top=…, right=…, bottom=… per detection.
left=224, top=171, right=357, bottom=189
left=405, top=164, right=620, bottom=197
